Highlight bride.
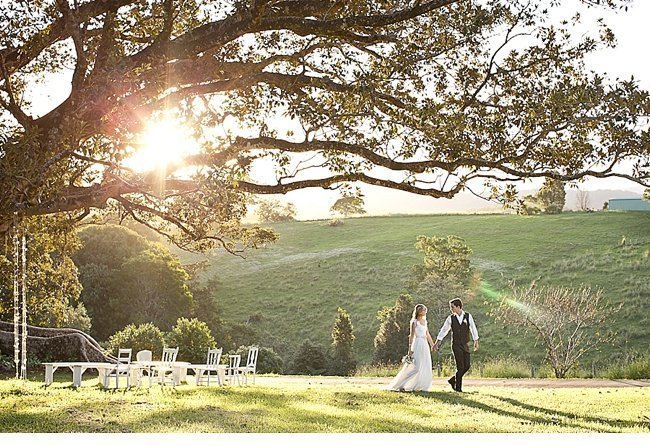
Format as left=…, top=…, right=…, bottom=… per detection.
left=386, top=304, right=435, bottom=392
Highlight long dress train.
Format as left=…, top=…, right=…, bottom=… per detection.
left=386, top=321, right=433, bottom=391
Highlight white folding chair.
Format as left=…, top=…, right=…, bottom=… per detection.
left=136, top=350, right=152, bottom=361
left=223, top=354, right=241, bottom=386
left=135, top=349, right=153, bottom=387
left=239, top=346, right=259, bottom=385
left=153, top=347, right=179, bottom=388
left=103, top=348, right=132, bottom=389
left=194, top=348, right=223, bottom=386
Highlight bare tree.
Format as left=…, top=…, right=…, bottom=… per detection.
left=490, top=282, right=619, bottom=378
left=576, top=189, right=591, bottom=211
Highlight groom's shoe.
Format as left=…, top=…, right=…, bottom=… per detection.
left=447, top=377, right=456, bottom=390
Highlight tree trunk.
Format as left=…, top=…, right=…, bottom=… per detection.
left=0, top=321, right=115, bottom=368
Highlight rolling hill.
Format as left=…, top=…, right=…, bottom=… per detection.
left=173, top=211, right=650, bottom=367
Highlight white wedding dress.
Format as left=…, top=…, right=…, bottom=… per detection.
left=386, top=321, right=433, bottom=391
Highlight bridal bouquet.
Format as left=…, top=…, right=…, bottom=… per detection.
left=402, top=354, right=414, bottom=365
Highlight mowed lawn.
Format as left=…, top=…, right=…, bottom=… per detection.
left=1, top=376, right=649, bottom=433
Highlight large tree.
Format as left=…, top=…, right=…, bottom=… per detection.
left=1, top=0, right=649, bottom=252
left=535, top=178, right=566, bottom=214
left=74, top=224, right=193, bottom=339
left=0, top=215, right=91, bottom=330
left=412, top=234, right=474, bottom=285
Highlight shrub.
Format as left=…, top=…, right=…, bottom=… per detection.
left=354, top=363, right=401, bottom=378
left=59, top=303, right=92, bottom=332
left=603, top=357, right=650, bottom=379
left=234, top=345, right=284, bottom=374
left=218, top=320, right=259, bottom=352
left=290, top=340, right=328, bottom=375
left=166, top=317, right=216, bottom=363
left=479, top=357, right=531, bottom=378
left=0, top=353, right=12, bottom=372
left=107, top=323, right=165, bottom=357
left=534, top=364, right=557, bottom=379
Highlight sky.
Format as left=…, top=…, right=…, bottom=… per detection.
left=22, top=0, right=650, bottom=220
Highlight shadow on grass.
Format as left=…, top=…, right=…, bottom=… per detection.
left=0, top=386, right=449, bottom=433
left=124, top=388, right=450, bottom=433
left=2, top=381, right=647, bottom=433
left=416, top=391, right=638, bottom=432
left=489, top=394, right=649, bottom=431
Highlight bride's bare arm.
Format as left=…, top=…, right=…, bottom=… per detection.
left=426, top=327, right=435, bottom=350
left=408, top=321, right=415, bottom=354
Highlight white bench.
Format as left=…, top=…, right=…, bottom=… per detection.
left=43, top=362, right=114, bottom=387
left=44, top=361, right=195, bottom=388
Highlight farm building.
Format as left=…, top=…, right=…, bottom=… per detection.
left=608, top=198, right=650, bottom=211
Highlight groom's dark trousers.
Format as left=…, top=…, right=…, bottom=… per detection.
left=452, top=346, right=471, bottom=391
left=451, top=312, right=471, bottom=391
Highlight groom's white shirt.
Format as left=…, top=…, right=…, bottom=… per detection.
left=436, top=310, right=479, bottom=341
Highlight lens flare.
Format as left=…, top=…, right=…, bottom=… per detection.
left=479, top=281, right=532, bottom=314
left=123, top=117, right=199, bottom=172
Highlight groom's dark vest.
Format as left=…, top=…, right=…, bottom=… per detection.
left=451, top=312, right=471, bottom=353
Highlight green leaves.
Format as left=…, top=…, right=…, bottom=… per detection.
left=414, top=234, right=473, bottom=284
left=74, top=224, right=194, bottom=339
left=1, top=0, right=648, bottom=251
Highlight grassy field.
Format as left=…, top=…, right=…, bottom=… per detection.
left=1, top=376, right=649, bottom=433
left=173, top=212, right=650, bottom=365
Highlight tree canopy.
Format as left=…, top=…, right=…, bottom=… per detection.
left=330, top=195, right=367, bottom=218
left=519, top=177, right=566, bottom=214
left=412, top=234, right=473, bottom=284
left=254, top=197, right=296, bottom=222
left=0, top=215, right=90, bottom=330
left=1, top=0, right=648, bottom=252
left=74, top=224, right=193, bottom=339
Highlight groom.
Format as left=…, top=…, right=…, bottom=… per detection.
left=432, top=298, right=479, bottom=392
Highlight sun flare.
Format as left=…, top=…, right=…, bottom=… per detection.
left=123, top=118, right=199, bottom=172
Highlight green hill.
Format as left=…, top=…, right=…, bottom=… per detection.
left=174, top=212, right=650, bottom=367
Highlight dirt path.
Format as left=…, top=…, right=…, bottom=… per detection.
left=255, top=375, right=650, bottom=388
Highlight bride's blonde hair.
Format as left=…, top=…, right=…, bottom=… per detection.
left=411, top=304, right=426, bottom=322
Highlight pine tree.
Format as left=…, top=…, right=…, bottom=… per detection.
left=330, top=307, right=357, bottom=375
left=373, top=294, right=414, bottom=364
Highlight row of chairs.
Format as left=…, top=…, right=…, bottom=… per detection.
left=103, top=347, right=171, bottom=389
left=193, top=347, right=259, bottom=386
left=104, top=346, right=259, bottom=389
